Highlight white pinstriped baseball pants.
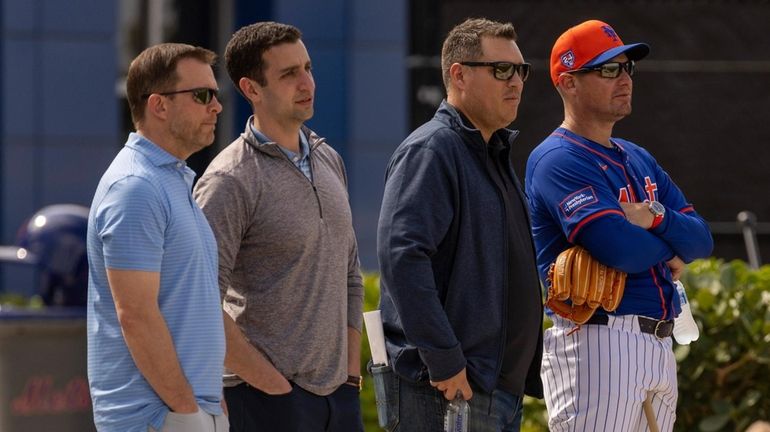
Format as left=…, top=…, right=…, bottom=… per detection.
left=541, top=315, right=677, bottom=432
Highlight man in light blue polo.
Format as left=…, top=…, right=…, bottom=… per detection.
left=86, top=43, right=226, bottom=432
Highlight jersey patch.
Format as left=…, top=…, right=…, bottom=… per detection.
left=560, top=186, right=598, bottom=218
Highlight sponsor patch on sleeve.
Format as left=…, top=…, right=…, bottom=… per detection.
left=559, top=186, right=598, bottom=218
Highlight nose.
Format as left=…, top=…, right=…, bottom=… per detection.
left=209, top=95, right=223, bottom=114
left=617, top=70, right=633, bottom=86
left=299, top=69, right=315, bottom=92
left=507, top=72, right=524, bottom=87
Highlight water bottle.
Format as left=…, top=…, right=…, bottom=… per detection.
left=444, top=391, right=469, bottom=432
left=673, top=280, right=700, bottom=345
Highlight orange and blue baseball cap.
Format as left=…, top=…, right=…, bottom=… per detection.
left=550, top=20, right=650, bottom=86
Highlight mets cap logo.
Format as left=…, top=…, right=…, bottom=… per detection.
left=560, top=50, right=575, bottom=68
left=602, top=25, right=619, bottom=42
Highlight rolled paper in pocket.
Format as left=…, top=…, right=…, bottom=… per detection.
left=363, top=310, right=388, bottom=366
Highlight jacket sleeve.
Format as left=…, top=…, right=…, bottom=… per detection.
left=648, top=162, right=714, bottom=262
left=335, top=151, right=364, bottom=332
left=377, top=138, right=465, bottom=382
left=193, top=171, right=250, bottom=299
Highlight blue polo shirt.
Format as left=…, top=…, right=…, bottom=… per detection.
left=86, top=133, right=225, bottom=432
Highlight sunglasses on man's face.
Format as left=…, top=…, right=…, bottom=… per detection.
left=460, top=61, right=531, bottom=82
left=142, top=87, right=219, bottom=105
left=575, top=60, right=635, bottom=79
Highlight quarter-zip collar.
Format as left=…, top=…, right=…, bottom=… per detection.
left=240, top=116, right=325, bottom=157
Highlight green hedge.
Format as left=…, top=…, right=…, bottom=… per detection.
left=677, top=259, right=770, bottom=432
left=360, top=259, right=770, bottom=431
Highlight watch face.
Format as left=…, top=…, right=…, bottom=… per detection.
left=649, top=201, right=665, bottom=216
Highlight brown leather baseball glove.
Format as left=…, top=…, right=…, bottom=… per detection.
left=546, top=245, right=627, bottom=325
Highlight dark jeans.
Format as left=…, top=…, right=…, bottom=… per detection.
left=375, top=367, right=523, bottom=432
left=224, top=382, right=363, bottom=432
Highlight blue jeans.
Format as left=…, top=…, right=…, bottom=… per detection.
left=375, top=367, right=523, bottom=432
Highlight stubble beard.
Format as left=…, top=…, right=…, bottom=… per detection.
left=170, top=118, right=214, bottom=157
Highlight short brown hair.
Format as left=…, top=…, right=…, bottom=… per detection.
left=126, top=43, right=216, bottom=127
left=224, top=21, right=302, bottom=92
left=441, top=18, right=518, bottom=90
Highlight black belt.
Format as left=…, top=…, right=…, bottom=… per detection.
left=585, top=314, right=674, bottom=339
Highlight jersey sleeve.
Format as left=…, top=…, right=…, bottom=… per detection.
left=94, top=176, right=167, bottom=272
left=528, top=147, right=625, bottom=243
left=527, top=145, right=676, bottom=275
left=647, top=155, right=714, bottom=262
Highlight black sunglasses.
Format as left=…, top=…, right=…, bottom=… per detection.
left=142, top=87, right=219, bottom=105
left=460, top=61, right=531, bottom=82
left=574, top=60, right=635, bottom=79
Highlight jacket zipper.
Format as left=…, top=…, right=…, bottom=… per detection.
left=280, top=146, right=324, bottom=220
left=493, top=183, right=509, bottom=384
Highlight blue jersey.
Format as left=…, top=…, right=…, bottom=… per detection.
left=525, top=128, right=713, bottom=319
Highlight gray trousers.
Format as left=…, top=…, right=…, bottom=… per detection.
left=149, top=409, right=229, bottom=432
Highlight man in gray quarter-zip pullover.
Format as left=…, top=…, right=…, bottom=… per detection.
left=193, top=22, right=364, bottom=432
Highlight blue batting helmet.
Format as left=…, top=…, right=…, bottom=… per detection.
left=0, top=204, right=89, bottom=307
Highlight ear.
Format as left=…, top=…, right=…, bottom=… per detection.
left=239, top=77, right=261, bottom=105
left=448, top=63, right=467, bottom=91
left=145, top=94, right=168, bottom=121
left=558, top=73, right=577, bottom=94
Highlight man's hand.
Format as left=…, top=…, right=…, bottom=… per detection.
left=221, top=398, right=228, bottom=417
left=667, top=256, right=686, bottom=281
left=619, top=202, right=654, bottom=229
left=222, top=314, right=292, bottom=395
left=259, top=372, right=293, bottom=395
left=430, top=368, right=472, bottom=401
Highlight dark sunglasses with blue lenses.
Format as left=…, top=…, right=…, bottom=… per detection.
left=575, top=60, right=635, bottom=79
left=143, top=87, right=219, bottom=105
left=460, top=61, right=531, bottom=82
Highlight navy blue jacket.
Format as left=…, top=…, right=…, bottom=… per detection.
left=377, top=101, right=543, bottom=397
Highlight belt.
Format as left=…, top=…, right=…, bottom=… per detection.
left=584, top=314, right=674, bottom=339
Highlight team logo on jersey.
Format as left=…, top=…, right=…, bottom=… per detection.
left=644, top=176, right=658, bottom=201
left=560, top=186, right=597, bottom=218
left=617, top=177, right=658, bottom=203
left=560, top=50, right=575, bottom=68
left=618, top=187, right=631, bottom=203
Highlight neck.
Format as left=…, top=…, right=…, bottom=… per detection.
left=136, top=127, right=188, bottom=160
left=560, top=112, right=614, bottom=148
left=447, top=97, right=494, bottom=143
left=252, top=116, right=301, bottom=153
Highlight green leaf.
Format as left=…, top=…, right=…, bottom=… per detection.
left=739, top=390, right=761, bottom=409
left=710, top=399, right=732, bottom=414
left=674, top=344, right=690, bottom=362
left=699, top=414, right=731, bottom=432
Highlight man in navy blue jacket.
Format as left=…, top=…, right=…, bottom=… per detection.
left=377, top=18, right=543, bottom=432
